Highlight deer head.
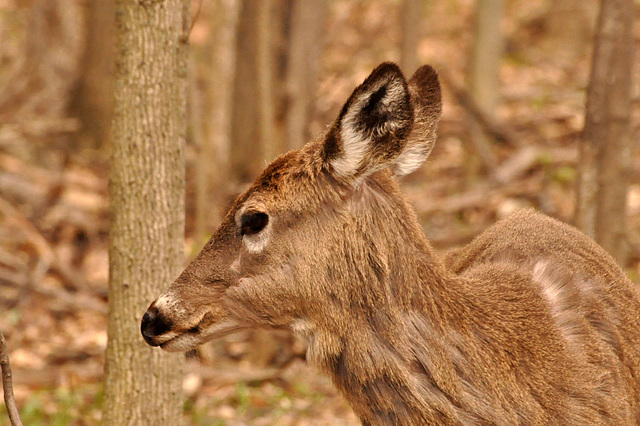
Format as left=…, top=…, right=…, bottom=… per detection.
left=141, top=63, right=442, bottom=353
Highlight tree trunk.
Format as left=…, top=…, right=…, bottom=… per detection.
left=69, top=0, right=115, bottom=150
left=400, top=0, right=423, bottom=75
left=230, top=0, right=278, bottom=183
left=257, top=0, right=278, bottom=163
left=194, top=0, right=240, bottom=243
left=0, top=0, right=83, bottom=118
left=283, top=0, right=327, bottom=151
left=103, top=1, right=189, bottom=424
left=543, top=0, right=598, bottom=65
left=466, top=0, right=504, bottom=176
left=576, top=0, right=634, bottom=265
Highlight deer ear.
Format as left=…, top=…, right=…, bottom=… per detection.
left=322, top=63, right=414, bottom=179
left=391, top=65, right=442, bottom=176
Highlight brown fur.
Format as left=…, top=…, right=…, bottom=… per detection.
left=141, top=63, right=640, bottom=425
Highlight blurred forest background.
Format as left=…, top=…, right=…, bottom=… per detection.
left=0, top=0, right=639, bottom=424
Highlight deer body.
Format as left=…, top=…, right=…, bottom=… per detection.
left=141, top=63, right=640, bottom=425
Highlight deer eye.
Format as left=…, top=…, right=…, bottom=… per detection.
left=240, top=212, right=269, bottom=236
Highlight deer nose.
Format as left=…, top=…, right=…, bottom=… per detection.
left=141, top=305, right=173, bottom=346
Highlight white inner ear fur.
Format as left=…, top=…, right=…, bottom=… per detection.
left=392, top=142, right=429, bottom=176
left=331, top=78, right=407, bottom=178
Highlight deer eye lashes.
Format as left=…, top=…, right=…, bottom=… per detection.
left=239, top=212, right=269, bottom=237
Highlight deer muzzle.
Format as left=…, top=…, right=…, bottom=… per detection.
left=140, top=303, right=174, bottom=346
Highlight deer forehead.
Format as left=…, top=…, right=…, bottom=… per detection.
left=234, top=149, right=343, bottom=219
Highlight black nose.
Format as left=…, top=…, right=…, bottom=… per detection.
left=141, top=305, right=173, bottom=346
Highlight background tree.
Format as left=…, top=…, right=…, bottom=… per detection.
left=466, top=0, right=504, bottom=176
left=576, top=0, right=634, bottom=265
left=69, top=0, right=115, bottom=151
left=193, top=0, right=240, bottom=243
left=230, top=0, right=278, bottom=183
left=283, top=0, right=328, bottom=151
left=103, top=0, right=189, bottom=423
left=542, top=0, right=598, bottom=66
left=400, top=0, right=423, bottom=75
left=0, top=0, right=82, bottom=120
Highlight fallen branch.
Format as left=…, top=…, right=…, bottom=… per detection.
left=0, top=196, right=89, bottom=291
left=412, top=179, right=542, bottom=216
left=1, top=276, right=107, bottom=314
left=0, top=330, right=22, bottom=426
left=491, top=145, right=541, bottom=184
left=0, top=197, right=53, bottom=286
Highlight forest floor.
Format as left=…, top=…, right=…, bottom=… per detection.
left=1, top=1, right=640, bottom=425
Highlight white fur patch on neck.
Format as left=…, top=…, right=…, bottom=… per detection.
left=292, top=319, right=314, bottom=338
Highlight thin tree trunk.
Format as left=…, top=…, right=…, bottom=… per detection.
left=257, top=0, right=277, bottom=163
left=103, top=1, right=189, bottom=424
left=0, top=330, right=22, bottom=426
left=466, top=0, right=504, bottom=175
left=195, top=0, right=239, bottom=243
left=283, top=0, right=327, bottom=151
left=400, top=0, right=423, bottom=75
left=543, top=0, right=598, bottom=64
left=230, top=0, right=277, bottom=183
left=69, top=0, right=115, bottom=150
left=230, top=0, right=288, bottom=367
left=577, top=0, right=634, bottom=265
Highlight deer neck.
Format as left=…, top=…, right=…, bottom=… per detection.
left=299, top=213, right=470, bottom=424
left=302, top=286, right=470, bottom=425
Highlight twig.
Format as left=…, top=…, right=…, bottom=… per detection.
left=0, top=330, right=22, bottom=426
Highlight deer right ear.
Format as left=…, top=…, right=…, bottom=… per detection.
left=321, top=63, right=414, bottom=180
left=391, top=65, right=442, bottom=176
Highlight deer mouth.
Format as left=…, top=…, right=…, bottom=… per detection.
left=158, top=317, right=243, bottom=352
left=142, top=306, right=244, bottom=352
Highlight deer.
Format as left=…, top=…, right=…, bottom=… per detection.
left=141, top=62, right=640, bottom=425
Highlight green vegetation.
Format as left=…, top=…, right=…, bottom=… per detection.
left=0, top=385, right=103, bottom=426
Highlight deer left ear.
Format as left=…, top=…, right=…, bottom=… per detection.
left=322, top=62, right=414, bottom=179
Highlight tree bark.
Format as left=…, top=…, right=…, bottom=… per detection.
left=103, top=1, right=189, bottom=424
left=577, top=0, right=634, bottom=265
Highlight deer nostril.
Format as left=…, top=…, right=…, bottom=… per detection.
left=141, top=306, right=174, bottom=346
